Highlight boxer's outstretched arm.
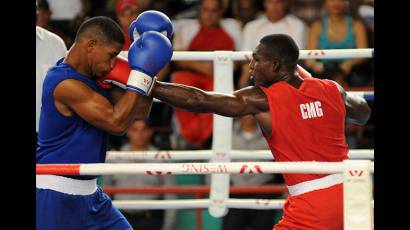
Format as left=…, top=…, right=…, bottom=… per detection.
left=333, top=81, right=371, bottom=125
left=55, top=79, right=153, bottom=135
left=152, top=81, right=269, bottom=117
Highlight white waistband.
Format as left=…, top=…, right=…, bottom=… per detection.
left=287, top=174, right=343, bottom=196
left=36, top=175, right=97, bottom=195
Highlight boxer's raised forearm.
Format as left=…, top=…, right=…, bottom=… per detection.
left=110, top=92, right=152, bottom=134
left=110, top=87, right=152, bottom=119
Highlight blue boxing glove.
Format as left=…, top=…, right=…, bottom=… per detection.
left=129, top=10, right=173, bottom=43
left=126, top=31, right=173, bottom=95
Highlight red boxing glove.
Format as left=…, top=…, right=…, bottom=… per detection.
left=97, top=55, right=131, bottom=90
left=296, top=64, right=312, bottom=79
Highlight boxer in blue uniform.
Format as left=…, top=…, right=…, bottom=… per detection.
left=36, top=15, right=173, bottom=230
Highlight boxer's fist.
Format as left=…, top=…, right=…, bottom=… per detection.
left=129, top=10, right=173, bottom=43
left=97, top=56, right=130, bottom=90
left=126, top=31, right=173, bottom=95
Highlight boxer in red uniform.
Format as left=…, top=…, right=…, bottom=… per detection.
left=102, top=34, right=371, bottom=229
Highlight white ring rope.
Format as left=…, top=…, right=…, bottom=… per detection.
left=105, top=149, right=374, bottom=162
left=37, top=161, right=374, bottom=175
left=112, top=199, right=374, bottom=210
left=120, top=49, right=374, bottom=61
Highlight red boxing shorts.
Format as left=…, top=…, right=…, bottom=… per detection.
left=274, top=183, right=343, bottom=230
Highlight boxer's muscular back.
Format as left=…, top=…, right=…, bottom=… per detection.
left=257, top=78, right=349, bottom=186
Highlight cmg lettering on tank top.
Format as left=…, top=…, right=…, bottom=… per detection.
left=300, top=101, right=323, bottom=119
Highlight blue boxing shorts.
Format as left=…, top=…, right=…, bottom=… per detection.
left=36, top=175, right=132, bottom=230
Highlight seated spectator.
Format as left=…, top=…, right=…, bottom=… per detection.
left=305, top=0, right=369, bottom=87
left=46, top=0, right=84, bottom=47
left=36, top=0, right=52, bottom=29
left=171, top=0, right=241, bottom=150
left=114, top=0, right=142, bottom=50
left=358, top=1, right=374, bottom=32
left=104, top=119, right=176, bottom=230
left=173, top=0, right=231, bottom=19
left=351, top=0, right=374, bottom=47
left=120, top=119, right=157, bottom=152
left=36, top=0, right=67, bottom=135
left=239, top=0, right=307, bottom=87
left=290, top=0, right=323, bottom=24
left=232, top=0, right=262, bottom=27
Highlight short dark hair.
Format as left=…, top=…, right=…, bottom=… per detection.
left=259, top=34, right=299, bottom=71
left=75, top=16, right=124, bottom=45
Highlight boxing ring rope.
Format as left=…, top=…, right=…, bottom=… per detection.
left=112, top=199, right=284, bottom=210
left=120, top=48, right=374, bottom=61
left=104, top=184, right=373, bottom=210
left=105, top=149, right=374, bottom=161
left=170, top=49, right=374, bottom=60
left=347, top=91, right=374, bottom=101
left=112, top=199, right=374, bottom=210
left=36, top=161, right=374, bottom=175
left=103, top=185, right=289, bottom=195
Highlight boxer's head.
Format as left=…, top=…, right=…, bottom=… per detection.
left=74, top=16, right=124, bottom=77
left=249, top=34, right=299, bottom=87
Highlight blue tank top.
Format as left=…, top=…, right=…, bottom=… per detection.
left=37, top=58, right=109, bottom=179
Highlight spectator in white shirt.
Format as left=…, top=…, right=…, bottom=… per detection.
left=238, top=0, right=307, bottom=87
left=36, top=1, right=67, bottom=134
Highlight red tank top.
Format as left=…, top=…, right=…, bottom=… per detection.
left=172, top=71, right=214, bottom=146
left=172, top=25, right=234, bottom=145
left=259, top=78, right=349, bottom=186
left=188, top=25, right=235, bottom=51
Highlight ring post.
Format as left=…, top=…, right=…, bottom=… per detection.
left=343, top=160, right=373, bottom=230
left=209, top=51, right=234, bottom=217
